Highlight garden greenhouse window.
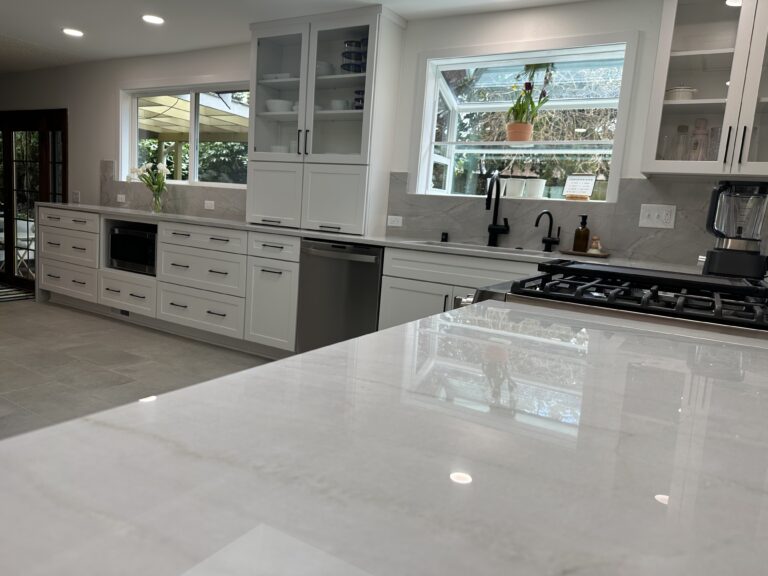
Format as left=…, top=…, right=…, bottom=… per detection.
left=132, top=87, right=250, bottom=185
left=415, top=40, right=633, bottom=201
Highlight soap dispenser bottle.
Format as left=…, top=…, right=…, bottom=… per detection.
left=573, top=215, right=590, bottom=252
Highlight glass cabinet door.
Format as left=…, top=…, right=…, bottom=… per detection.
left=304, top=16, right=375, bottom=164
left=251, top=25, right=309, bottom=162
left=648, top=0, right=757, bottom=173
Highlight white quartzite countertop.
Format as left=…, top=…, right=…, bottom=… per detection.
left=1, top=299, right=768, bottom=575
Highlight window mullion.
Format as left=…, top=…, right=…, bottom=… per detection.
left=189, top=91, right=199, bottom=183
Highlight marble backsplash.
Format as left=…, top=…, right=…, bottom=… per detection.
left=99, top=161, right=245, bottom=221
left=385, top=173, right=732, bottom=267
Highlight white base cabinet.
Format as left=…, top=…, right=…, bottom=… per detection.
left=39, top=259, right=98, bottom=303
left=301, top=164, right=367, bottom=234
left=245, top=256, right=299, bottom=351
left=379, top=277, right=473, bottom=330
left=98, top=269, right=157, bottom=317
left=158, top=282, right=246, bottom=340
left=246, top=162, right=304, bottom=228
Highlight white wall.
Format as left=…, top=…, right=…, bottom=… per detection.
left=0, top=44, right=249, bottom=205
left=391, top=0, right=664, bottom=179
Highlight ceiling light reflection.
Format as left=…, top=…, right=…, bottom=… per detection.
left=139, top=395, right=158, bottom=403
left=142, top=14, right=165, bottom=25
left=450, top=472, right=472, bottom=484
left=62, top=28, right=84, bottom=37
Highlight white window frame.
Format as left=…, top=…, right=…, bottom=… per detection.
left=119, top=81, right=249, bottom=188
left=408, top=31, right=638, bottom=202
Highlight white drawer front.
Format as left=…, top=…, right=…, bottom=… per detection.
left=158, top=282, right=245, bottom=339
left=99, top=270, right=157, bottom=317
left=39, top=259, right=98, bottom=303
left=158, top=244, right=247, bottom=297
left=39, top=226, right=99, bottom=268
left=158, top=222, right=247, bottom=254
left=39, top=207, right=99, bottom=233
left=247, top=231, right=301, bottom=262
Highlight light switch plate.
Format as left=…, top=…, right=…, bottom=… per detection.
left=387, top=215, right=403, bottom=227
left=204, top=200, right=215, bottom=210
left=72, top=190, right=81, bottom=203
left=116, top=194, right=126, bottom=203
left=639, top=204, right=676, bottom=229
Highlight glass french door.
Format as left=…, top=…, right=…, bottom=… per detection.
left=0, top=109, right=67, bottom=289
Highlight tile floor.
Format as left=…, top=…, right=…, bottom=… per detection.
left=0, top=300, right=269, bottom=440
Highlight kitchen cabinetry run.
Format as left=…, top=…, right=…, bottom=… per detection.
left=247, top=6, right=404, bottom=236
left=643, top=0, right=768, bottom=176
left=378, top=248, right=538, bottom=330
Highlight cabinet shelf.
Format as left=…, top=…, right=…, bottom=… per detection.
left=662, top=98, right=727, bottom=114
left=313, top=110, right=364, bottom=120
left=668, top=48, right=735, bottom=72
left=315, top=73, right=367, bottom=89
left=433, top=139, right=614, bottom=156
left=256, top=111, right=298, bottom=122
left=259, top=77, right=301, bottom=89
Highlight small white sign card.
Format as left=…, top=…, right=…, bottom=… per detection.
left=563, top=174, right=597, bottom=198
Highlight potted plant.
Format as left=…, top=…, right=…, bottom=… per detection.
left=506, top=63, right=555, bottom=141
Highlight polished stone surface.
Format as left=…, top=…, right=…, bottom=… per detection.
left=1, top=299, right=768, bottom=574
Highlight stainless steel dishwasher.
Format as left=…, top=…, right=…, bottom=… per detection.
left=296, top=239, right=383, bottom=353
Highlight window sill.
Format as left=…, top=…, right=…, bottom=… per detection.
left=124, top=180, right=246, bottom=190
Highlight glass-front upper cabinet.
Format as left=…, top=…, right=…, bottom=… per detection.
left=643, top=0, right=758, bottom=175
left=250, top=23, right=309, bottom=162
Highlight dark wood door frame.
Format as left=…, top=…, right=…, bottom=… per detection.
left=0, top=109, right=68, bottom=288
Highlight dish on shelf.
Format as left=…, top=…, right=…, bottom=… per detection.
left=265, top=99, right=293, bottom=112
left=263, top=73, right=292, bottom=80
left=316, top=61, right=335, bottom=75
left=666, top=86, right=697, bottom=100
left=341, top=62, right=365, bottom=74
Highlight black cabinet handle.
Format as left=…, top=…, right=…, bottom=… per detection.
left=208, top=269, right=228, bottom=276
left=105, top=287, right=121, bottom=293
left=72, top=280, right=87, bottom=285
left=46, top=241, right=61, bottom=246
left=304, top=129, right=310, bottom=155
left=46, top=274, right=61, bottom=279
left=261, top=268, right=283, bottom=275
left=261, top=218, right=282, bottom=224
left=209, top=237, right=230, bottom=243
left=297, top=129, right=303, bottom=155
left=71, top=246, right=87, bottom=251
left=129, top=293, right=146, bottom=300
left=171, top=263, right=190, bottom=269
left=170, top=302, right=188, bottom=309
left=723, top=126, right=733, bottom=164
left=46, top=215, right=61, bottom=221
left=172, top=232, right=191, bottom=237
left=739, top=125, right=748, bottom=164
left=319, top=225, right=341, bottom=231
left=72, top=219, right=88, bottom=224
left=261, top=243, right=285, bottom=250
left=206, top=310, right=227, bottom=317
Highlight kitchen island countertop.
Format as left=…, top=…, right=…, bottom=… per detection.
left=2, top=299, right=768, bottom=574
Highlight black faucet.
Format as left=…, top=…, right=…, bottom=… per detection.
left=485, top=173, right=510, bottom=247
left=534, top=210, right=560, bottom=252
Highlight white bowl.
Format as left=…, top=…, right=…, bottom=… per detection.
left=316, top=61, right=334, bottom=76
left=265, top=99, right=293, bottom=113
left=270, top=145, right=289, bottom=153
left=274, top=72, right=292, bottom=79
left=330, top=99, right=350, bottom=110
left=666, top=86, right=697, bottom=100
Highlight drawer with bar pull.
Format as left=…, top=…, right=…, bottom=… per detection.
left=39, top=259, right=98, bottom=303
left=158, top=222, right=247, bottom=254
left=247, top=231, right=301, bottom=262
left=39, top=207, right=99, bottom=233
left=158, top=243, right=246, bottom=297
left=39, top=226, right=99, bottom=268
left=157, top=282, right=245, bottom=339
left=98, top=269, right=157, bottom=317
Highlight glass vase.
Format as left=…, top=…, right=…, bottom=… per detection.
left=151, top=192, right=164, bottom=213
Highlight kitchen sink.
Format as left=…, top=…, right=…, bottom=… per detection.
left=403, top=240, right=554, bottom=258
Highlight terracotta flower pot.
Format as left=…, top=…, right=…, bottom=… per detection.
left=506, top=122, right=533, bottom=141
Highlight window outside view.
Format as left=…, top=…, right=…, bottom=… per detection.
left=426, top=43, right=626, bottom=200
left=137, top=90, right=250, bottom=185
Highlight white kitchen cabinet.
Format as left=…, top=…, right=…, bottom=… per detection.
left=247, top=6, right=404, bottom=236
left=158, top=282, right=246, bottom=340
left=39, top=226, right=99, bottom=269
left=642, top=0, right=768, bottom=175
left=301, top=164, right=368, bottom=234
left=245, top=256, right=299, bottom=350
left=158, top=243, right=247, bottom=297
left=39, top=259, right=98, bottom=303
left=379, top=277, right=454, bottom=330
left=98, top=269, right=157, bottom=317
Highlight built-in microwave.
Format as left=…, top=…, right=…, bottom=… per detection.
left=109, top=222, right=157, bottom=276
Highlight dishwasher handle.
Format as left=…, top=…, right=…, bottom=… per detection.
left=304, top=246, right=378, bottom=264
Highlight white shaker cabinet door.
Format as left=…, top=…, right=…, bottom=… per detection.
left=378, top=276, right=453, bottom=330
left=245, top=256, right=299, bottom=351
left=300, top=163, right=368, bottom=235
left=246, top=161, right=303, bottom=228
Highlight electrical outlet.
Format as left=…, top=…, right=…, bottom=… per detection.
left=72, top=190, right=81, bottom=203
left=387, top=215, right=403, bottom=227
left=117, top=194, right=126, bottom=203
left=639, top=204, right=676, bottom=229
left=204, top=200, right=215, bottom=210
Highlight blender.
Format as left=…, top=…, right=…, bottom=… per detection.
left=703, top=181, right=768, bottom=279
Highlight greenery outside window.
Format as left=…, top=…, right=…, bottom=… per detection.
left=134, top=87, right=250, bottom=185
left=416, top=37, right=634, bottom=201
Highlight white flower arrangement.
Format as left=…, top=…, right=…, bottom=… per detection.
left=129, top=162, right=169, bottom=212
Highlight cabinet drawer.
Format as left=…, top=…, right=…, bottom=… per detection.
left=157, top=282, right=245, bottom=339
left=99, top=269, right=157, bottom=317
left=247, top=231, right=301, bottom=262
left=39, top=226, right=99, bottom=268
left=39, top=207, right=99, bottom=233
left=245, top=256, right=299, bottom=351
left=158, top=222, right=247, bottom=254
left=39, top=259, right=98, bottom=303
left=158, top=243, right=247, bottom=297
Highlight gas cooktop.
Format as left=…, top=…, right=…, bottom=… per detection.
left=475, top=259, right=768, bottom=331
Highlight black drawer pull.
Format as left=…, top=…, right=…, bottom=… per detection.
left=261, top=268, right=283, bottom=276
left=129, top=293, right=146, bottom=300
left=71, top=246, right=87, bottom=251
left=72, top=280, right=87, bottom=285
left=72, top=219, right=88, bottom=224
left=319, top=225, right=341, bottom=230
left=172, top=232, right=191, bottom=237
left=170, top=302, right=188, bottom=309
left=261, top=243, right=285, bottom=250
left=262, top=218, right=281, bottom=224
left=206, top=310, right=227, bottom=318
left=105, top=287, right=121, bottom=294
left=46, top=241, right=61, bottom=246
left=209, top=236, right=230, bottom=243
left=46, top=215, right=61, bottom=221
left=208, top=269, right=229, bottom=276
left=171, top=263, right=190, bottom=269
left=46, top=274, right=61, bottom=279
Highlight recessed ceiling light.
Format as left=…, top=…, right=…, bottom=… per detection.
left=62, top=28, right=84, bottom=37
left=142, top=14, right=165, bottom=25
left=449, top=472, right=472, bottom=485
left=725, top=0, right=742, bottom=6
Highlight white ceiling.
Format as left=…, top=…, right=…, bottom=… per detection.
left=0, top=0, right=590, bottom=74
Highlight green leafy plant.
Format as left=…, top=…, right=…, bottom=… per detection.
left=506, top=63, right=555, bottom=124
left=129, top=162, right=169, bottom=212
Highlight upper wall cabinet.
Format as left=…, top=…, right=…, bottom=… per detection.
left=642, top=0, right=768, bottom=176
left=249, top=11, right=378, bottom=165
